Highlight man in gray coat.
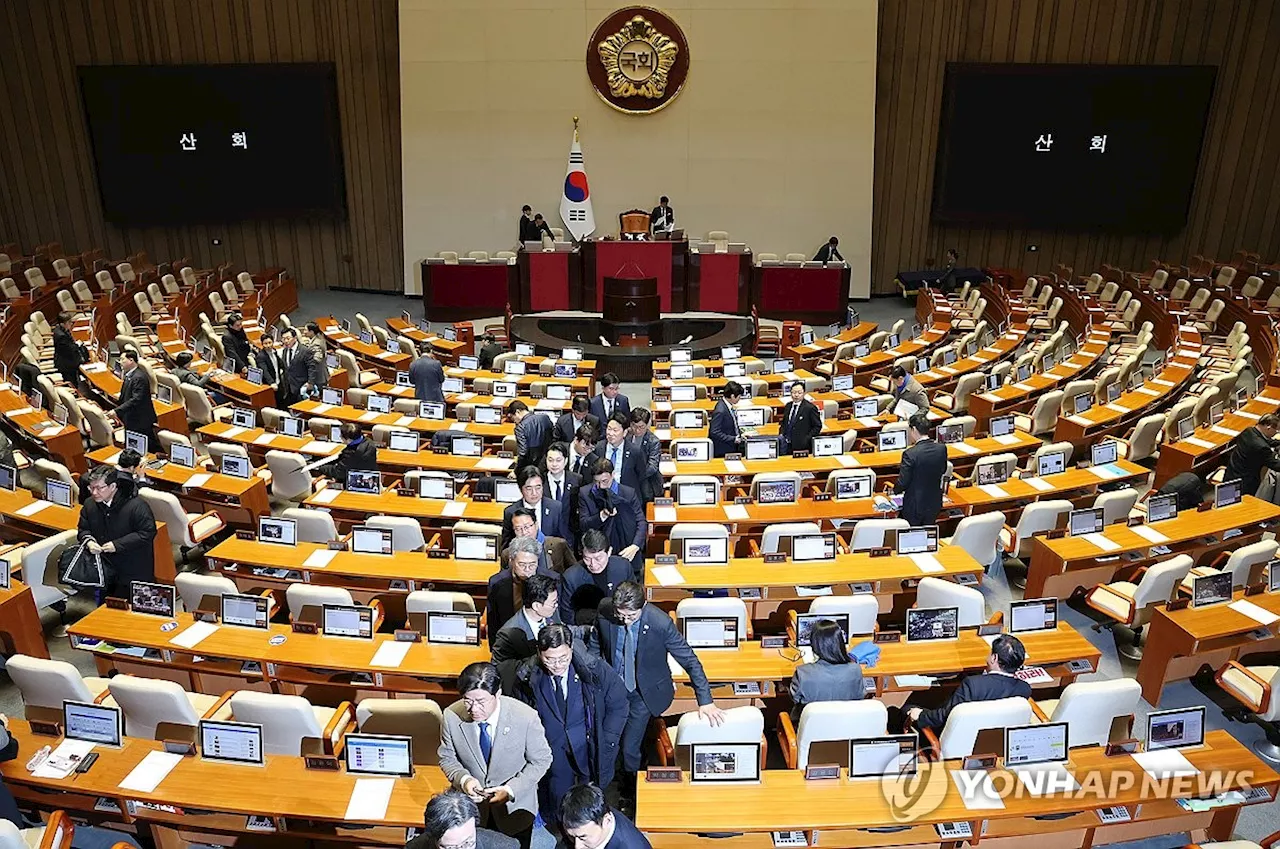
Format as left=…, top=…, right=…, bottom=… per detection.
left=410, top=343, right=446, bottom=403
left=889, top=365, right=929, bottom=416
left=438, top=661, right=553, bottom=849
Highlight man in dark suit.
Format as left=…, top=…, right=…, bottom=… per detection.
left=595, top=413, right=646, bottom=494
left=937, top=248, right=960, bottom=295
left=649, top=196, right=674, bottom=233
left=506, top=509, right=556, bottom=574
left=779, top=381, right=823, bottom=456
left=595, top=582, right=724, bottom=801
left=222, top=313, right=253, bottom=372
left=812, top=236, right=843, bottom=263
left=627, top=408, right=663, bottom=502
left=491, top=574, right=560, bottom=664
left=509, top=400, right=552, bottom=470
left=113, top=348, right=157, bottom=442
left=568, top=423, right=602, bottom=479
left=543, top=443, right=581, bottom=549
left=1156, top=471, right=1212, bottom=511
left=578, top=459, right=646, bottom=575
left=406, top=790, right=519, bottom=849
left=52, top=311, right=85, bottom=385
left=486, top=537, right=557, bottom=648
left=319, top=423, right=379, bottom=483
left=559, top=783, right=652, bottom=849
left=588, top=374, right=631, bottom=423
left=893, top=413, right=948, bottom=527
left=410, top=344, right=445, bottom=403
left=907, top=635, right=1030, bottom=734
left=254, top=339, right=290, bottom=408
left=1226, top=412, right=1280, bottom=497
left=556, top=396, right=600, bottom=445
left=709, top=381, right=746, bottom=458
left=560, top=529, right=633, bottom=625
left=278, top=327, right=323, bottom=405
left=79, top=465, right=158, bottom=599
left=477, top=334, right=506, bottom=370
left=518, top=205, right=538, bottom=243
left=501, top=467, right=568, bottom=549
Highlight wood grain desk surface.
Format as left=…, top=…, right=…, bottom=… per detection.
left=0, top=382, right=80, bottom=442
left=910, top=327, right=1028, bottom=388
left=0, top=485, right=80, bottom=531
left=945, top=460, right=1150, bottom=508
left=1152, top=587, right=1280, bottom=642
left=834, top=324, right=952, bottom=376
left=968, top=330, right=1114, bottom=409
left=207, top=537, right=498, bottom=585
left=85, top=447, right=270, bottom=500
left=1054, top=347, right=1199, bottom=437
left=196, top=422, right=345, bottom=457
left=785, top=321, right=877, bottom=360
left=1160, top=390, right=1280, bottom=461
left=443, top=366, right=593, bottom=392
left=386, top=317, right=468, bottom=356
left=646, top=496, right=885, bottom=526
left=77, top=364, right=186, bottom=421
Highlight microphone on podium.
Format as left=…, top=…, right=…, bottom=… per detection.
left=678, top=335, right=693, bottom=345
left=599, top=336, right=612, bottom=347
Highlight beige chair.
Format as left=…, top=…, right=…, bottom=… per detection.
left=6, top=655, right=110, bottom=721
left=356, top=700, right=445, bottom=765
left=926, top=697, right=1031, bottom=760
left=107, top=675, right=228, bottom=739
left=1087, top=554, right=1193, bottom=659
left=227, top=691, right=355, bottom=756
left=1031, top=679, right=1141, bottom=747
left=138, top=488, right=225, bottom=560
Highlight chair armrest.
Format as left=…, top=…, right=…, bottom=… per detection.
left=204, top=690, right=237, bottom=720
left=654, top=720, right=674, bottom=766
left=324, top=701, right=358, bottom=754
left=1085, top=584, right=1136, bottom=625
left=921, top=726, right=941, bottom=760
left=1217, top=660, right=1272, bottom=714
left=189, top=510, right=226, bottom=543
left=777, top=713, right=799, bottom=770
left=40, top=811, right=73, bottom=849
left=986, top=611, right=1003, bottom=626
left=1029, top=699, right=1050, bottom=722
left=748, top=539, right=762, bottom=557
left=370, top=599, right=385, bottom=631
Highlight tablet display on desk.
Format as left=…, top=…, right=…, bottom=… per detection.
left=887, top=334, right=901, bottom=350
left=674, top=442, right=709, bottom=462
left=0, top=558, right=8, bottom=590
left=1073, top=393, right=1093, bottom=415
left=426, top=610, right=481, bottom=645
left=245, top=366, right=264, bottom=385
left=941, top=349, right=958, bottom=367
left=259, top=517, right=297, bottom=546
left=221, top=454, right=251, bottom=480
left=720, top=346, right=741, bottom=361
left=0, top=463, right=14, bottom=492
left=64, top=700, right=122, bottom=747
left=459, top=356, right=480, bottom=370
left=906, top=606, right=959, bottom=642
left=131, top=581, right=176, bottom=618
left=367, top=395, right=391, bottom=414
left=721, top=362, right=745, bottom=379
left=199, top=720, right=264, bottom=766
left=1215, top=479, right=1243, bottom=508
left=896, top=526, right=938, bottom=555
left=554, top=363, right=578, bottom=379
left=877, top=430, right=906, bottom=451
left=682, top=616, right=739, bottom=649
left=1192, top=572, right=1233, bottom=608
left=329, top=425, right=343, bottom=443
left=347, top=470, right=383, bottom=495
left=452, top=435, right=483, bottom=457
left=454, top=533, right=497, bottom=562
left=773, top=359, right=794, bottom=374
left=326, top=353, right=339, bottom=369
left=835, top=475, right=871, bottom=500
left=321, top=387, right=344, bottom=406
left=419, top=476, right=455, bottom=500
left=504, top=360, right=527, bottom=376
left=386, top=339, right=402, bottom=355
left=977, top=463, right=1008, bottom=485
left=46, top=479, right=72, bottom=508
left=852, top=398, right=879, bottom=418
left=1068, top=508, right=1104, bottom=537
left=689, top=741, right=762, bottom=783
left=544, top=384, right=571, bottom=401
left=1041, top=352, right=1057, bottom=372
left=322, top=604, right=374, bottom=639
left=494, top=479, right=521, bottom=503
left=990, top=415, right=1015, bottom=437
left=745, top=438, right=777, bottom=461
left=800, top=330, right=814, bottom=346
left=682, top=536, right=728, bottom=565
left=670, top=348, right=692, bottom=363
left=849, top=736, right=917, bottom=779
left=231, top=407, right=256, bottom=429
left=735, top=407, right=766, bottom=428
left=672, top=410, right=705, bottom=430
left=1037, top=450, right=1066, bottom=477
left=221, top=593, right=270, bottom=628
left=1270, top=560, right=1280, bottom=593
left=281, top=416, right=305, bottom=437
left=936, top=424, right=964, bottom=445
left=833, top=374, right=854, bottom=393
left=1091, top=440, right=1119, bottom=466
left=222, top=357, right=237, bottom=374
left=1209, top=402, right=1224, bottom=425
left=473, top=406, right=501, bottom=425
left=1146, top=706, right=1205, bottom=751
left=1005, top=722, right=1068, bottom=766
left=985, top=372, right=1001, bottom=392
left=512, top=343, right=534, bottom=357
left=669, top=364, right=694, bottom=381
left=757, top=479, right=796, bottom=504
left=1146, top=493, right=1178, bottom=523
left=562, top=347, right=583, bottom=361
left=395, top=370, right=412, bottom=388
left=675, top=481, right=716, bottom=506
left=410, top=401, right=442, bottom=421
left=442, top=377, right=464, bottom=395
left=492, top=382, right=517, bottom=399
left=796, top=612, right=849, bottom=647
left=388, top=431, right=420, bottom=453
left=1175, top=417, right=1194, bottom=440
left=124, top=429, right=148, bottom=456
left=792, top=532, right=837, bottom=562
left=1107, top=381, right=1123, bottom=402
left=157, top=384, right=174, bottom=404
left=1016, top=363, right=1032, bottom=383
left=670, top=385, right=697, bottom=402
left=169, top=444, right=196, bottom=468
left=351, top=526, right=393, bottom=555
left=1009, top=598, right=1058, bottom=633
left=812, top=435, right=843, bottom=457
left=345, top=733, right=414, bottom=778
left=358, top=330, right=374, bottom=345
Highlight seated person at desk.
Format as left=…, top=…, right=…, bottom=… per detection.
left=1156, top=471, right=1212, bottom=511
left=487, top=536, right=557, bottom=648
left=478, top=333, right=506, bottom=370
left=560, top=529, right=633, bottom=625
left=578, top=459, right=646, bottom=575
left=173, top=351, right=214, bottom=389
left=889, top=365, right=929, bottom=416
left=568, top=423, right=602, bottom=478
left=1226, top=412, right=1280, bottom=497
left=556, top=396, right=600, bottom=445
left=709, top=381, right=747, bottom=458
left=904, top=634, right=1030, bottom=734
left=318, top=422, right=378, bottom=483
left=78, top=465, right=158, bottom=599
left=406, top=789, right=519, bottom=849
left=893, top=413, right=948, bottom=528
left=510, top=400, right=552, bottom=470
left=812, top=236, right=843, bottom=263
left=501, top=467, right=568, bottom=550
left=492, top=573, right=561, bottom=664
left=789, top=618, right=864, bottom=722
left=780, top=381, right=823, bottom=456
left=596, top=413, right=646, bottom=495
left=559, top=783, right=651, bottom=849
left=589, top=374, right=631, bottom=423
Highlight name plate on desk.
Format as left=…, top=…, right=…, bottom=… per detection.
left=395, top=487, right=415, bottom=497
left=163, top=740, right=196, bottom=757
left=1167, top=598, right=1190, bottom=611
left=193, top=610, right=217, bottom=624
left=654, top=497, right=674, bottom=507
left=869, top=547, right=891, bottom=558
left=859, top=446, right=874, bottom=454
left=734, top=496, right=754, bottom=505
left=761, top=635, right=788, bottom=649
left=792, top=450, right=811, bottom=459
left=428, top=549, right=450, bottom=559
left=472, top=493, right=493, bottom=503
left=726, top=453, right=743, bottom=461
left=654, top=554, right=677, bottom=566
left=873, top=631, right=901, bottom=644
left=236, top=530, right=256, bottom=540
left=977, top=623, right=1002, bottom=637
left=962, top=753, right=997, bottom=771
left=497, top=451, right=514, bottom=459
left=805, top=764, right=840, bottom=781
left=291, top=621, right=318, bottom=634
left=29, top=720, right=61, bottom=737
left=327, top=541, right=346, bottom=550
left=433, top=446, right=449, bottom=454
left=1247, top=583, right=1267, bottom=597
left=1198, top=501, right=1213, bottom=512
left=813, top=492, right=832, bottom=502
left=305, top=755, right=340, bottom=771
left=764, top=553, right=787, bottom=564
left=645, top=767, right=682, bottom=783
left=105, top=597, right=129, bottom=610
left=394, top=629, right=421, bottom=642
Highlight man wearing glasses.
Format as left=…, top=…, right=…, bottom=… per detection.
left=406, top=790, right=518, bottom=849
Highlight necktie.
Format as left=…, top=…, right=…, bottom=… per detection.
left=612, top=445, right=621, bottom=471
left=573, top=454, right=582, bottom=474
left=606, top=399, right=613, bottom=418
left=555, top=675, right=568, bottom=715
left=478, top=721, right=492, bottom=763
left=284, top=347, right=292, bottom=370
left=623, top=624, right=637, bottom=691
left=554, top=479, right=562, bottom=501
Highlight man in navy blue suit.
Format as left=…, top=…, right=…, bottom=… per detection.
left=577, top=459, right=646, bottom=575
left=559, top=783, right=651, bottom=849
left=501, top=466, right=568, bottom=549
left=491, top=573, right=561, bottom=664
left=542, top=443, right=581, bottom=548
left=594, top=413, right=646, bottom=495
left=588, top=373, right=631, bottom=423
left=559, top=529, right=633, bottom=625
left=509, top=400, right=553, bottom=470
left=709, top=381, right=746, bottom=458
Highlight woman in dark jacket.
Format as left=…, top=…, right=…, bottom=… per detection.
left=789, top=618, right=864, bottom=722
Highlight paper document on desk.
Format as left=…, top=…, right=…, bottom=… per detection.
left=371, top=641, right=411, bottom=668
left=119, top=751, right=183, bottom=792
left=1012, top=763, right=1080, bottom=796
left=253, top=433, right=275, bottom=446
left=220, top=426, right=247, bottom=439
left=358, top=411, right=380, bottom=422
left=1153, top=379, right=1175, bottom=387
left=893, top=399, right=919, bottom=419
left=1129, top=525, right=1169, bottom=544
left=4, top=407, right=33, bottom=417
left=951, top=770, right=1006, bottom=810
left=441, top=501, right=467, bottom=518
left=1086, top=463, right=1125, bottom=480
left=651, top=565, right=686, bottom=587
left=1105, top=403, right=1131, bottom=414
left=1082, top=533, right=1121, bottom=552
left=978, top=484, right=1008, bottom=498
left=1067, top=415, right=1093, bottom=426
left=310, top=403, right=336, bottom=414
left=305, top=440, right=341, bottom=453
left=837, top=455, right=861, bottom=467
left=1132, top=749, right=1198, bottom=781
left=660, top=461, right=678, bottom=476
left=652, top=506, right=678, bottom=523
left=345, top=778, right=396, bottom=822
left=856, top=417, right=879, bottom=429
left=1229, top=599, right=1280, bottom=626
left=169, top=621, right=219, bottom=649
left=15, top=500, right=52, bottom=517
left=894, top=674, right=935, bottom=689
left=475, top=458, right=511, bottom=471
left=654, top=402, right=672, bottom=412
left=1012, top=382, right=1033, bottom=392
left=1136, top=387, right=1160, bottom=396
left=311, top=488, right=340, bottom=504
left=394, top=416, right=417, bottom=427
left=1184, top=437, right=1216, bottom=449
left=994, top=434, right=1022, bottom=446
left=1211, top=425, right=1241, bottom=437
left=304, top=549, right=339, bottom=569
left=908, top=553, right=944, bottom=573
left=1025, top=477, right=1055, bottom=492
left=535, top=400, right=560, bottom=411
left=794, top=585, right=834, bottom=597
left=724, top=460, right=747, bottom=473
left=952, top=442, right=979, bottom=455
left=723, top=504, right=750, bottom=522
left=33, top=739, right=95, bottom=778
left=183, top=474, right=213, bottom=490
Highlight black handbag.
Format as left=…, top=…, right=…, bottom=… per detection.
left=58, top=540, right=111, bottom=589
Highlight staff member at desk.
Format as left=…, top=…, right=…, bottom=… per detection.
left=789, top=619, right=863, bottom=722
left=79, top=465, right=157, bottom=599
left=1226, top=412, right=1280, bottom=497
left=407, top=790, right=519, bottom=849
left=438, top=662, right=553, bottom=849
left=113, top=348, right=157, bottom=442
left=318, top=422, right=378, bottom=483
left=518, top=205, right=538, bottom=243
left=595, top=582, right=724, bottom=806
left=904, top=634, right=1030, bottom=734
left=52, top=311, right=86, bottom=385
left=893, top=413, right=948, bottom=528
left=812, top=236, right=843, bottom=263
left=889, top=365, right=929, bottom=417
left=559, top=783, right=651, bottom=849
left=411, top=343, right=445, bottom=403
left=1156, top=471, right=1212, bottom=511
left=650, top=196, right=674, bottom=233
left=780, top=381, right=823, bottom=456
left=560, top=529, right=633, bottom=625
left=578, top=459, right=646, bottom=574
left=710, top=381, right=747, bottom=458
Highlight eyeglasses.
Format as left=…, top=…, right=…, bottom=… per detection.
left=462, top=695, right=495, bottom=709
left=439, top=838, right=477, bottom=849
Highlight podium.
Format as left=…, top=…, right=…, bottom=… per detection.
left=603, top=276, right=659, bottom=346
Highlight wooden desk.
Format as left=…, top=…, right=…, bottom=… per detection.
left=1136, top=588, right=1280, bottom=704
left=195, top=421, right=345, bottom=463
left=386, top=317, right=467, bottom=364
left=647, top=391, right=871, bottom=424
left=946, top=460, right=1151, bottom=516
left=835, top=322, right=953, bottom=385
left=421, top=258, right=519, bottom=322
left=911, top=326, right=1029, bottom=394
left=1025, top=496, right=1280, bottom=599
left=78, top=362, right=188, bottom=435
left=1153, top=390, right=1280, bottom=488
left=0, top=580, right=50, bottom=658
left=320, top=322, right=413, bottom=381
left=968, top=331, right=1113, bottom=430
left=155, top=340, right=278, bottom=410
left=0, top=382, right=88, bottom=475
left=784, top=321, right=877, bottom=370
left=646, top=497, right=885, bottom=536
left=652, top=356, right=772, bottom=379
left=656, top=370, right=824, bottom=394
left=299, top=488, right=506, bottom=529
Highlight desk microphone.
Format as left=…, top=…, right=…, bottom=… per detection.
left=599, top=336, right=611, bottom=347
left=678, top=335, right=693, bottom=345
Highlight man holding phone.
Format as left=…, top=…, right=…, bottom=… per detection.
left=578, top=459, right=646, bottom=576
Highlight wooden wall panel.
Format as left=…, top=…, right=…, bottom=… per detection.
left=0, top=0, right=401, bottom=292
left=873, top=0, right=1280, bottom=293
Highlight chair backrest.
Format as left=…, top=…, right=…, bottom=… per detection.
left=406, top=590, right=477, bottom=614
left=937, top=697, right=1031, bottom=759
left=286, top=583, right=354, bottom=622
left=162, top=273, right=181, bottom=295
left=229, top=691, right=324, bottom=755
left=264, top=451, right=313, bottom=501
left=948, top=512, right=1005, bottom=568
left=809, top=595, right=879, bottom=635
left=116, top=261, right=136, bottom=283
left=795, top=700, right=889, bottom=769
left=356, top=699, right=444, bottom=765
left=1012, top=499, right=1072, bottom=555
left=1048, top=679, right=1141, bottom=747
left=139, top=489, right=194, bottom=546
left=1170, top=278, right=1190, bottom=300
left=1125, top=414, right=1165, bottom=462
left=1092, top=487, right=1138, bottom=525
left=1131, top=555, right=1195, bottom=609
left=669, top=522, right=731, bottom=543
left=180, top=384, right=215, bottom=425
left=1028, top=391, right=1063, bottom=433
left=1030, top=440, right=1075, bottom=471
left=108, top=675, right=200, bottom=739
left=366, top=515, right=427, bottom=552
left=1188, top=288, right=1210, bottom=311
left=762, top=521, right=822, bottom=554
left=1223, top=540, right=1279, bottom=588
left=850, top=518, right=908, bottom=551
left=6, top=654, right=95, bottom=710
left=175, top=572, right=239, bottom=613
left=673, top=706, right=764, bottom=769
left=917, top=577, right=986, bottom=627
left=282, top=507, right=339, bottom=542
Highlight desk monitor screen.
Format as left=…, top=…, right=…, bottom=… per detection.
left=543, top=384, right=570, bottom=401
left=792, top=533, right=837, bottom=562
left=852, top=398, right=879, bottom=418
left=562, top=347, right=583, bottom=361
left=985, top=373, right=1001, bottom=392
left=773, top=359, right=794, bottom=374
left=281, top=416, right=305, bottom=437
left=670, top=385, right=697, bottom=402
left=494, top=479, right=521, bottom=504
left=124, top=430, right=148, bottom=456
left=345, top=733, right=413, bottom=778
left=690, top=742, right=761, bottom=783
left=1005, top=722, right=1069, bottom=766
left=1009, top=598, right=1058, bottom=633
left=459, top=356, right=480, bottom=370
left=1037, top=450, right=1066, bottom=477
left=0, top=558, right=8, bottom=590
left=988, top=416, right=1014, bottom=440
left=796, top=613, right=850, bottom=647
left=674, top=441, right=709, bottom=462
left=672, top=410, right=704, bottom=430
left=503, top=359, right=526, bottom=376
left=835, top=475, right=871, bottom=500
left=454, top=533, right=497, bottom=562
left=977, top=463, right=1008, bottom=485
left=388, top=431, right=420, bottom=453
left=1091, top=440, right=1119, bottom=467
left=1216, top=479, right=1243, bottom=509
left=367, top=395, right=392, bottom=414
left=1147, top=493, right=1178, bottom=523
left=245, top=366, right=264, bottom=385
left=443, top=377, right=465, bottom=395
left=1153, top=352, right=1166, bottom=373
left=682, top=536, right=729, bottom=565
left=675, top=482, right=716, bottom=506
left=46, top=479, right=72, bottom=508
left=745, top=438, right=777, bottom=461
left=1130, top=371, right=1145, bottom=392
left=326, top=353, right=339, bottom=369
left=833, top=374, right=855, bottom=392
left=896, top=526, right=939, bottom=555
left=131, top=581, right=176, bottom=617
left=722, top=362, right=745, bottom=379
left=670, top=348, right=692, bottom=363
left=1073, top=393, right=1093, bottom=415
left=812, top=434, right=843, bottom=457
left=735, top=407, right=767, bottom=429
left=417, top=401, right=445, bottom=420
left=878, top=429, right=907, bottom=451
left=452, top=435, right=483, bottom=457
left=199, top=720, right=264, bottom=766
left=514, top=343, right=535, bottom=357
left=417, top=476, right=454, bottom=501
left=426, top=610, right=482, bottom=645
left=849, top=736, right=918, bottom=779
left=757, top=479, right=797, bottom=504
left=1210, top=402, right=1224, bottom=425
left=394, top=370, right=412, bottom=388
left=473, top=406, right=501, bottom=425
left=1146, top=706, right=1205, bottom=751
left=1042, top=352, right=1057, bottom=372
left=1107, top=381, right=1123, bottom=402
left=64, top=700, right=122, bottom=747
left=800, top=330, right=815, bottom=345
left=936, top=424, right=964, bottom=445
left=330, top=425, right=343, bottom=443
left=351, top=526, right=393, bottom=555
left=222, top=451, right=254, bottom=478
left=720, top=346, right=741, bottom=361
left=1016, top=363, right=1032, bottom=383
left=1192, top=572, right=1233, bottom=608
left=1270, top=560, right=1280, bottom=593
left=941, top=349, right=959, bottom=367
left=905, top=606, right=959, bottom=642
left=221, top=593, right=269, bottom=628
left=358, top=330, right=374, bottom=345
left=321, top=387, right=344, bottom=406
left=169, top=444, right=195, bottom=468
left=322, top=604, right=374, bottom=639
left=493, top=382, right=517, bottom=398
left=887, top=333, right=902, bottom=349
left=1068, top=508, right=1104, bottom=536
left=683, top=617, right=739, bottom=649
left=259, top=517, right=297, bottom=546
left=554, top=363, right=578, bottom=379
left=347, top=470, right=382, bottom=495
left=1176, top=417, right=1195, bottom=440
left=0, top=464, right=13, bottom=492
left=157, top=384, right=173, bottom=404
